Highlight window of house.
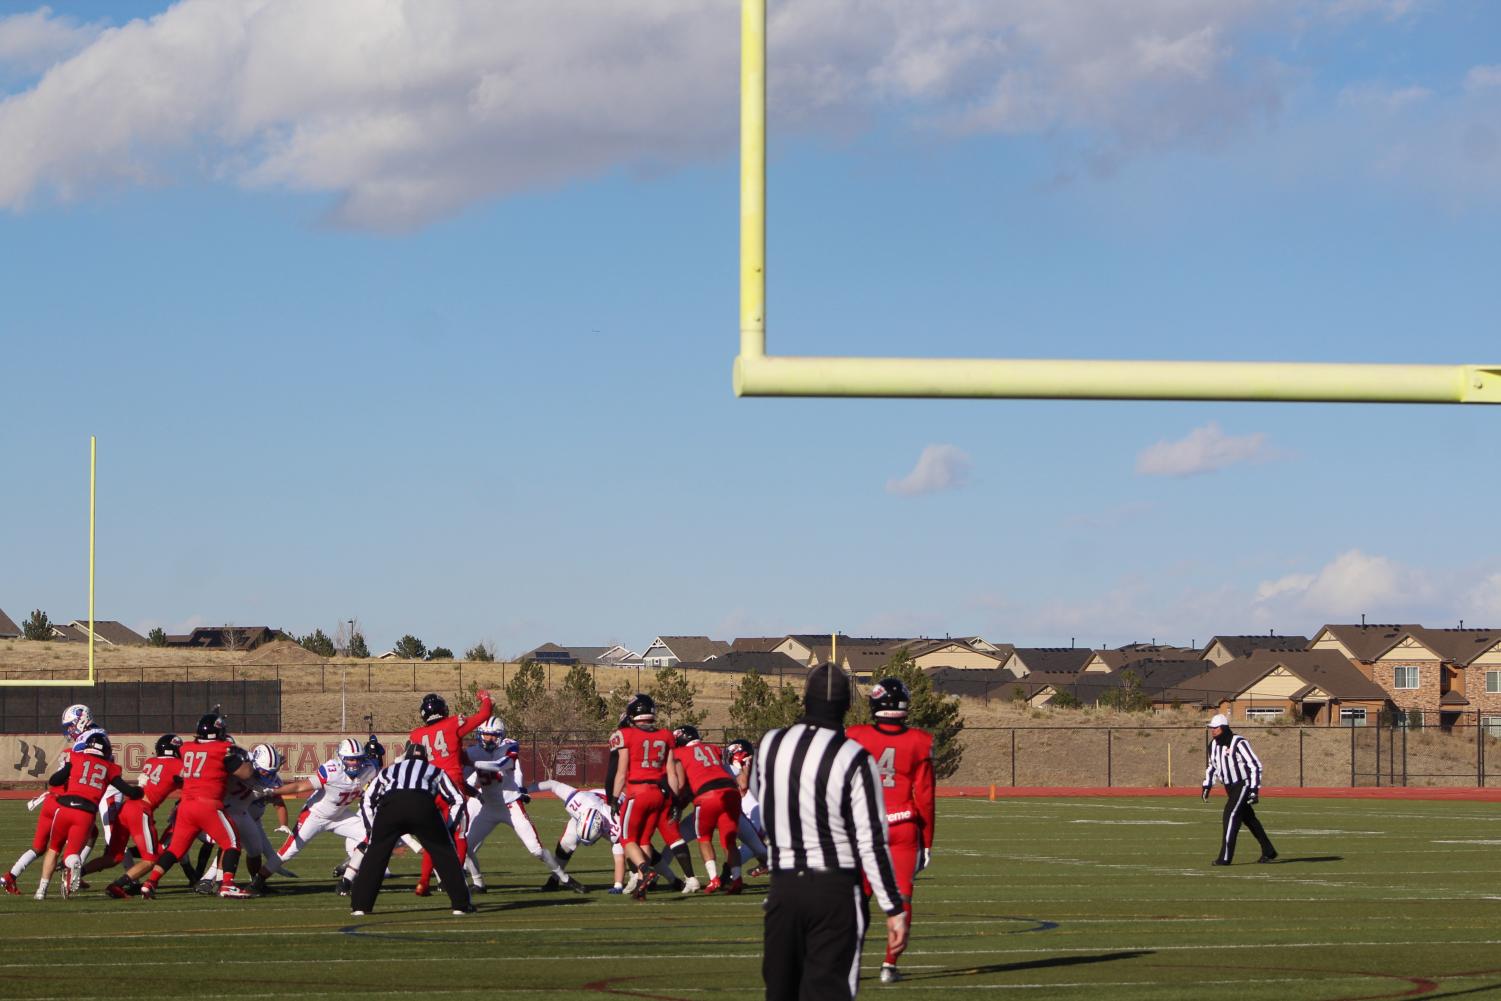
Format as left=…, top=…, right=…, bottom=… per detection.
left=1484, top=716, right=1501, bottom=738
left=1339, top=707, right=1368, bottom=727
left=1486, top=670, right=1501, bottom=695
left=1393, top=665, right=1420, bottom=690
left=1245, top=707, right=1284, bottom=723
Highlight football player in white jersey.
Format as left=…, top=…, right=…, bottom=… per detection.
left=202, top=744, right=295, bottom=895
left=275, top=738, right=378, bottom=893
left=533, top=779, right=628, bottom=893
left=461, top=717, right=585, bottom=893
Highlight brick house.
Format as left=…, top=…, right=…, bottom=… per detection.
left=1184, top=650, right=1390, bottom=726
left=1365, top=626, right=1501, bottom=728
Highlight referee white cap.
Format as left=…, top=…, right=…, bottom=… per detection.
left=1207, top=713, right=1229, bottom=728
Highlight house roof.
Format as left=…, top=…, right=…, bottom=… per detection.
left=1440, top=690, right=1471, bottom=706
left=164, top=626, right=284, bottom=650
left=1387, top=626, right=1501, bottom=667
left=1203, top=635, right=1311, bottom=660
left=0, top=608, right=19, bottom=638
left=1194, top=649, right=1390, bottom=703
left=1314, top=623, right=1418, bottom=662
left=518, top=643, right=618, bottom=664
left=923, top=666, right=1017, bottom=699
left=844, top=646, right=901, bottom=676
left=648, top=636, right=731, bottom=661
left=731, top=637, right=785, bottom=653
left=678, top=651, right=808, bottom=676
left=1007, top=648, right=1094, bottom=675
left=68, top=620, right=147, bottom=646
left=1072, top=660, right=1214, bottom=705
left=50, top=623, right=88, bottom=642
left=1087, top=647, right=1199, bottom=672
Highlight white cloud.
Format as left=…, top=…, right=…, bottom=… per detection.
left=0, top=7, right=101, bottom=79
left=1462, top=573, right=1501, bottom=620
left=1465, top=65, right=1501, bottom=92
left=1135, top=422, right=1275, bottom=477
left=0, top=0, right=1337, bottom=229
left=1252, top=549, right=1434, bottom=618
left=1337, top=83, right=1434, bottom=113
left=887, top=444, right=970, bottom=496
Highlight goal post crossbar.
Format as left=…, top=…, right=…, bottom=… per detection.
left=733, top=0, right=1501, bottom=405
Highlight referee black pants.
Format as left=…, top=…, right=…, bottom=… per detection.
left=764, top=869, right=869, bottom=1001
left=351, top=791, right=470, bottom=912
left=1219, top=782, right=1275, bottom=863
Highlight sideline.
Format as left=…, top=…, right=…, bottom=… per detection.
left=938, top=785, right=1501, bottom=801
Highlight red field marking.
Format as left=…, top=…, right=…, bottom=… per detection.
left=581, top=976, right=699, bottom=1000
left=938, top=786, right=1501, bottom=802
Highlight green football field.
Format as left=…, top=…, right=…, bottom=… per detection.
left=2, top=795, right=1498, bottom=999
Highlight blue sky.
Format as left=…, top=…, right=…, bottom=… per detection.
left=3, top=1, right=1500, bottom=656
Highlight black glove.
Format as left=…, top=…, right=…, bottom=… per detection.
left=1201, top=786, right=1211, bottom=802
left=1246, top=789, right=1259, bottom=805
left=518, top=793, right=532, bottom=804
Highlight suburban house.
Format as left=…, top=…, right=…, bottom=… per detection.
left=164, top=626, right=287, bottom=651
left=1186, top=649, right=1391, bottom=726
left=0, top=608, right=20, bottom=639
left=641, top=636, right=730, bottom=668
left=1359, top=626, right=1501, bottom=728
left=1308, top=623, right=1416, bottom=679
left=518, top=642, right=644, bottom=668
left=1028, top=658, right=1214, bottom=708
left=730, top=637, right=785, bottom=653
left=1200, top=634, right=1310, bottom=666
left=772, top=634, right=910, bottom=667
left=67, top=620, right=147, bottom=646
left=903, top=639, right=1009, bottom=672
left=1000, top=647, right=1093, bottom=679
left=48, top=623, right=89, bottom=642
left=1079, top=645, right=1199, bottom=675
left=678, top=650, right=808, bottom=679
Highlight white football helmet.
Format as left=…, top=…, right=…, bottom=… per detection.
left=477, top=716, right=506, bottom=748
left=61, top=704, right=94, bottom=740
left=579, top=809, right=607, bottom=846
left=250, top=743, right=281, bottom=777
left=337, top=737, right=366, bottom=776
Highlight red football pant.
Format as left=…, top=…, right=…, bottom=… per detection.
left=30, top=798, right=60, bottom=853
left=862, top=821, right=920, bottom=964
left=620, top=785, right=669, bottom=847
left=418, top=794, right=467, bottom=887
left=693, top=788, right=742, bottom=854
left=106, top=799, right=160, bottom=864
left=47, top=804, right=97, bottom=858
left=164, top=799, right=239, bottom=859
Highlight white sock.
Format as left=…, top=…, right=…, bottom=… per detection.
left=12, top=849, right=38, bottom=876
left=78, top=843, right=93, bottom=865
left=705, top=859, right=719, bottom=880
left=538, top=849, right=568, bottom=881
left=463, top=855, right=482, bottom=881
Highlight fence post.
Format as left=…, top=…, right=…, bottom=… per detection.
left=1375, top=722, right=1381, bottom=787
left=1299, top=728, right=1304, bottom=788
left=1106, top=729, right=1112, bottom=788
left=1350, top=723, right=1356, bottom=787
left=1479, top=714, right=1485, bottom=788
left=1402, top=724, right=1408, bottom=786
left=1010, top=729, right=1016, bottom=787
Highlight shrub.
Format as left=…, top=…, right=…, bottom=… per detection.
left=465, top=642, right=496, bottom=662
left=22, top=610, right=52, bottom=641
left=426, top=647, right=455, bottom=661
left=392, top=634, right=427, bottom=660
left=298, top=629, right=336, bottom=658
left=147, top=627, right=168, bottom=647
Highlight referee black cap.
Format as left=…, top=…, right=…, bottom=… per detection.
left=404, top=742, right=428, bottom=762
left=804, top=663, right=852, bottom=723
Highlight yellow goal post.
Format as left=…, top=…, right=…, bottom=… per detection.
left=731, top=0, right=1501, bottom=404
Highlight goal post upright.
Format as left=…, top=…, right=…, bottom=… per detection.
left=731, top=0, right=1501, bottom=405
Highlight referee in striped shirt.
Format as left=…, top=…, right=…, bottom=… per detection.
left=349, top=743, right=474, bottom=915
left=753, top=664, right=908, bottom=1000
left=1202, top=713, right=1278, bottom=866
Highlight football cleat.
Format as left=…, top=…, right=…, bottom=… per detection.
left=880, top=964, right=902, bottom=984
left=747, top=865, right=770, bottom=879
left=33, top=886, right=47, bottom=901
left=1258, top=851, right=1279, bottom=863
left=2, top=872, right=19, bottom=895
left=452, top=905, right=477, bottom=915
left=631, top=870, right=657, bottom=901
left=725, top=877, right=745, bottom=895
left=194, top=878, right=216, bottom=895
left=680, top=877, right=701, bottom=895
left=702, top=877, right=721, bottom=894
left=350, top=910, right=367, bottom=917
left=540, top=874, right=561, bottom=892
left=470, top=882, right=487, bottom=894
left=61, top=868, right=77, bottom=899
left=562, top=877, right=589, bottom=895
left=106, top=882, right=133, bottom=900
left=623, top=872, right=639, bottom=895
left=218, top=883, right=253, bottom=899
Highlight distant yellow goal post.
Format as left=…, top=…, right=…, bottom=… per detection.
left=731, top=0, right=1500, bottom=404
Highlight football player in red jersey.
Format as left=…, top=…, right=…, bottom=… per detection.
left=846, top=677, right=936, bottom=984
left=668, top=725, right=743, bottom=894
left=408, top=689, right=492, bottom=895
left=609, top=694, right=699, bottom=898
left=139, top=712, right=256, bottom=899
left=33, top=731, right=143, bottom=899
left=92, top=735, right=184, bottom=896
left=3, top=705, right=97, bottom=896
